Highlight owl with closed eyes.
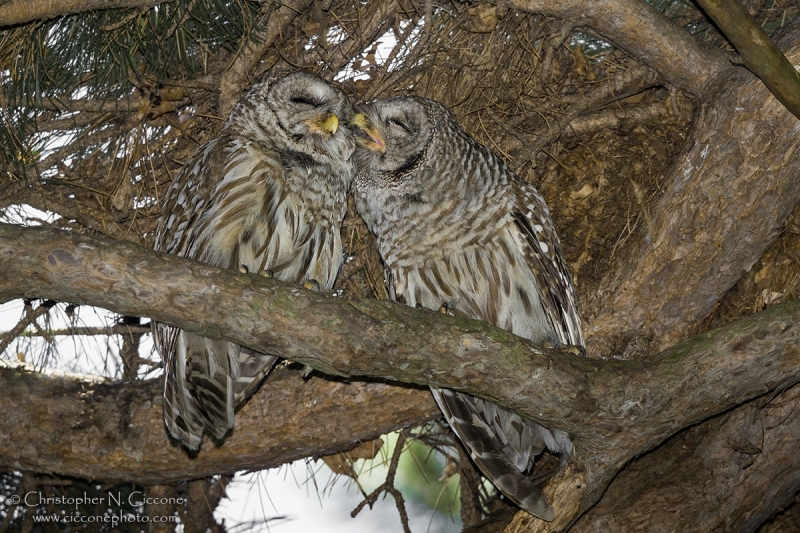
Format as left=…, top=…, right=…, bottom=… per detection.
left=153, top=72, right=356, bottom=450
left=351, top=96, right=584, bottom=521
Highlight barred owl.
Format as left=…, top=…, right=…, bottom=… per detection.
left=153, top=72, right=355, bottom=450
left=351, top=97, right=584, bottom=521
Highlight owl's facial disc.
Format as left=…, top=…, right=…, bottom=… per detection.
left=352, top=113, right=386, bottom=152
left=267, top=73, right=352, bottom=142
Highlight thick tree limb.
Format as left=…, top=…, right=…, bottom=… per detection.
left=2, top=5, right=799, bottom=528
left=502, top=0, right=732, bottom=95
left=569, top=384, right=800, bottom=532
left=502, top=14, right=800, bottom=530
left=696, top=0, right=800, bottom=120
left=2, top=222, right=800, bottom=527
left=533, top=66, right=665, bottom=148
left=0, top=0, right=168, bottom=27
left=0, top=362, right=438, bottom=484
left=583, top=18, right=800, bottom=359
left=561, top=100, right=677, bottom=139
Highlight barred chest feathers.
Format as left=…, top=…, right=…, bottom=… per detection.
left=192, top=137, right=349, bottom=288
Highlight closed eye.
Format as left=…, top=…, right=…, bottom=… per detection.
left=388, top=118, right=413, bottom=134
left=291, top=96, right=321, bottom=107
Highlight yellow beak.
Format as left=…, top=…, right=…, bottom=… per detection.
left=352, top=113, right=386, bottom=153
left=305, top=113, right=339, bottom=136
left=320, top=113, right=339, bottom=135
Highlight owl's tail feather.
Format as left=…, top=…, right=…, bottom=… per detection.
left=233, top=347, right=279, bottom=405
left=162, top=329, right=205, bottom=450
left=163, top=330, right=277, bottom=450
left=432, top=387, right=571, bottom=522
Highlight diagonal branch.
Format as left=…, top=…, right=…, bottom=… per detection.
left=0, top=298, right=56, bottom=354
left=323, top=0, right=401, bottom=76
left=501, top=0, right=732, bottom=96
left=582, top=16, right=800, bottom=359
left=569, top=383, right=800, bottom=532
left=217, top=0, right=316, bottom=117
left=696, top=0, right=800, bottom=120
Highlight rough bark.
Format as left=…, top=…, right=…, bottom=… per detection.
left=2, top=2, right=800, bottom=530
left=0, top=362, right=437, bottom=484
left=2, top=223, right=799, bottom=429
left=495, top=11, right=800, bottom=533
left=570, top=384, right=800, bottom=532
left=146, top=484, right=179, bottom=533
left=0, top=0, right=168, bottom=27
left=2, top=222, right=800, bottom=529
left=584, top=19, right=800, bottom=359
left=696, top=0, right=800, bottom=119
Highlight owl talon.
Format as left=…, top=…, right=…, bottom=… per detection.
left=303, top=279, right=321, bottom=291
left=239, top=264, right=249, bottom=274
left=545, top=342, right=585, bottom=356
left=261, top=269, right=273, bottom=278
left=438, top=299, right=459, bottom=315
left=557, top=343, right=586, bottom=356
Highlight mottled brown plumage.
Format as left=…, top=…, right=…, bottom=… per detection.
left=153, top=72, right=355, bottom=449
left=352, top=97, right=584, bottom=521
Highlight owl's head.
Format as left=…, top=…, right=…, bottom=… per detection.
left=351, top=97, right=438, bottom=181
left=232, top=71, right=356, bottom=162
left=352, top=95, right=514, bottom=236
left=352, top=96, right=485, bottom=207
left=351, top=96, right=477, bottom=234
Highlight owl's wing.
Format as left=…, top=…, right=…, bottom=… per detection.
left=153, top=139, right=222, bottom=449
left=154, top=138, right=225, bottom=259
left=153, top=136, right=277, bottom=450
left=510, top=182, right=584, bottom=349
left=431, top=180, right=583, bottom=521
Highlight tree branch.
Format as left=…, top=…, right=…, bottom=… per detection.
left=501, top=0, right=732, bottom=96
left=0, top=361, right=438, bottom=484
left=0, top=0, right=168, bottom=28
left=584, top=16, right=800, bottom=358
left=4, top=182, right=130, bottom=240
left=0, top=298, right=56, bottom=354
left=217, top=0, right=315, bottom=117
left=323, top=0, right=400, bottom=76
left=561, top=100, right=678, bottom=139
left=569, top=383, right=800, bottom=532
left=2, top=324, right=152, bottom=338
left=3, top=2, right=799, bottom=529
left=696, top=0, right=800, bottom=120
left=1, top=222, right=800, bottom=525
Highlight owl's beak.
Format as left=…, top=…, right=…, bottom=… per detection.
left=304, top=113, right=339, bottom=136
left=352, top=113, right=386, bottom=153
